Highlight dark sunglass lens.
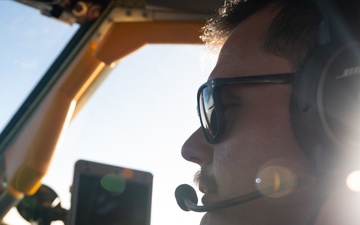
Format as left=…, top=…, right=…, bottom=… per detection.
left=199, top=86, right=218, bottom=141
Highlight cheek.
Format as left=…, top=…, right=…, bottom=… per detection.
left=212, top=140, right=265, bottom=198
left=212, top=91, right=311, bottom=198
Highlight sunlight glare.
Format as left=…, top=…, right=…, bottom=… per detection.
left=346, top=170, right=360, bottom=192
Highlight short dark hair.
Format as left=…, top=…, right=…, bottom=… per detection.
left=201, top=0, right=322, bottom=68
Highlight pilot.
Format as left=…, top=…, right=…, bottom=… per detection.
left=179, top=0, right=360, bottom=225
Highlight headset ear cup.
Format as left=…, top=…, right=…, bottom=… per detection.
left=291, top=42, right=360, bottom=174
left=290, top=45, right=327, bottom=153
left=290, top=47, right=327, bottom=175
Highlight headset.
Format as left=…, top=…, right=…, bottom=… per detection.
left=291, top=0, right=360, bottom=175
left=175, top=0, right=360, bottom=216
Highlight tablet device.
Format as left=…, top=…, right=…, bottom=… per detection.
left=68, top=159, right=153, bottom=225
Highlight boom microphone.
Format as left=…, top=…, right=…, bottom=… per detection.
left=175, top=178, right=311, bottom=212
left=175, top=184, right=266, bottom=212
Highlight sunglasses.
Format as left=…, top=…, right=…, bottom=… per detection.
left=197, top=73, right=295, bottom=144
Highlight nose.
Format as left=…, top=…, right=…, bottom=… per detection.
left=181, top=127, right=213, bottom=165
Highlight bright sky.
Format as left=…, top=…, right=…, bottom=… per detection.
left=1, top=1, right=217, bottom=225
left=0, top=0, right=79, bottom=131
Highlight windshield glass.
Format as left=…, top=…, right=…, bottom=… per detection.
left=0, top=1, right=79, bottom=132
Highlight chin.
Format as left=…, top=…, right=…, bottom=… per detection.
left=199, top=210, right=238, bottom=225
left=200, top=213, right=209, bottom=225
left=200, top=213, right=222, bottom=225
left=198, top=194, right=314, bottom=225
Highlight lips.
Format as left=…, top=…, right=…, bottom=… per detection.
left=194, top=169, right=218, bottom=193
left=201, top=192, right=218, bottom=205
left=198, top=182, right=217, bottom=205
left=194, top=169, right=219, bottom=205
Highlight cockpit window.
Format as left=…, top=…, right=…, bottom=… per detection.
left=0, top=1, right=79, bottom=132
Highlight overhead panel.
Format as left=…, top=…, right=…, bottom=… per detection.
left=92, top=7, right=209, bottom=64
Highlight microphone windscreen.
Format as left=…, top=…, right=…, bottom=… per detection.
left=175, top=184, right=198, bottom=211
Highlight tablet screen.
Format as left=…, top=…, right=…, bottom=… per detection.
left=70, top=160, right=153, bottom=225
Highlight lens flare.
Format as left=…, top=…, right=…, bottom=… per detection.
left=122, top=168, right=134, bottom=179
left=346, top=170, right=360, bottom=192
left=100, top=172, right=126, bottom=195
left=255, top=166, right=297, bottom=198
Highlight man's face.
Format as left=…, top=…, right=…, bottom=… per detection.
left=182, top=7, right=316, bottom=225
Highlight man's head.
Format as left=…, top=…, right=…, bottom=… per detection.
left=181, top=1, right=324, bottom=225
left=201, top=0, right=321, bottom=68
